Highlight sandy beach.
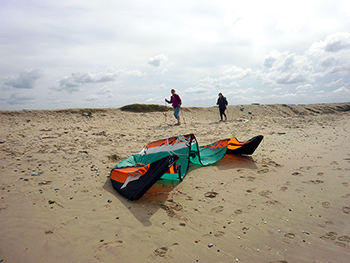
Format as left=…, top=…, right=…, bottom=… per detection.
left=1, top=103, right=350, bottom=263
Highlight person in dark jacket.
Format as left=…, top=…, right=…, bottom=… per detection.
left=165, top=89, right=182, bottom=125
left=216, top=93, right=228, bottom=121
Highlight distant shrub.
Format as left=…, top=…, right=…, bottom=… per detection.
left=120, top=104, right=169, bottom=112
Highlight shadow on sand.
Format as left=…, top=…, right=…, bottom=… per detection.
left=103, top=178, right=181, bottom=226
left=215, top=154, right=258, bottom=170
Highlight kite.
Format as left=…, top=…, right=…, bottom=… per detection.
left=110, top=134, right=263, bottom=200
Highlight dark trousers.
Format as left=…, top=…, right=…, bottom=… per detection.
left=219, top=107, right=226, bottom=120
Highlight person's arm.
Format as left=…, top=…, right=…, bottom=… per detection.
left=165, top=97, right=172, bottom=103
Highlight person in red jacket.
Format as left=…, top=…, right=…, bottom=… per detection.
left=165, top=89, right=182, bottom=125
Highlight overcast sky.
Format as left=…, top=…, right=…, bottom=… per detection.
left=1, top=0, right=350, bottom=110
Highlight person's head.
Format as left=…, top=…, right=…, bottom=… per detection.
left=218, top=93, right=223, bottom=97
left=171, top=89, right=176, bottom=94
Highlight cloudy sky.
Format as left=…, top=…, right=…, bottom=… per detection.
left=1, top=0, right=350, bottom=110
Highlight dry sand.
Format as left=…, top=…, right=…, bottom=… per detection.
left=1, top=103, right=350, bottom=263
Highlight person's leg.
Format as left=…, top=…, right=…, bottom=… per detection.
left=223, top=111, right=227, bottom=121
left=174, top=107, right=181, bottom=124
left=219, top=108, right=224, bottom=121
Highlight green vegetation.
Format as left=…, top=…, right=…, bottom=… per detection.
left=120, top=104, right=170, bottom=113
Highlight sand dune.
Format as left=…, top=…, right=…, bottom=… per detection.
left=1, top=103, right=350, bottom=262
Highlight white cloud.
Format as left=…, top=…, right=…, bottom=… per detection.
left=318, top=56, right=350, bottom=75
left=262, top=51, right=314, bottom=85
left=325, top=78, right=345, bottom=87
left=308, top=32, right=350, bottom=76
left=235, top=88, right=254, bottom=94
left=117, top=69, right=146, bottom=77
left=222, top=66, right=252, bottom=80
left=85, top=94, right=99, bottom=101
left=183, top=86, right=209, bottom=94
left=182, top=77, right=222, bottom=95
left=54, top=68, right=145, bottom=93
left=323, top=32, right=350, bottom=52
left=148, top=54, right=168, bottom=67
left=4, top=69, right=42, bottom=89
left=97, top=86, right=112, bottom=95
left=227, top=82, right=240, bottom=88
left=309, top=32, right=350, bottom=54
left=263, top=50, right=280, bottom=68
left=273, top=88, right=282, bottom=92
left=296, top=84, right=313, bottom=93
left=333, top=86, right=350, bottom=94
left=7, top=93, right=36, bottom=105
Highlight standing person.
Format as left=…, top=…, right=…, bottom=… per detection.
left=165, top=89, right=182, bottom=125
left=216, top=93, right=228, bottom=121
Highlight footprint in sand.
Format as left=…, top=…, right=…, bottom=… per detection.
left=267, top=160, right=283, bottom=167
left=247, top=176, right=255, bottom=181
left=211, top=206, right=224, bottom=213
left=257, top=168, right=269, bottom=174
left=234, top=209, right=243, bottom=215
left=151, top=243, right=179, bottom=259
left=320, top=232, right=337, bottom=240
left=283, top=233, right=295, bottom=244
left=280, top=186, right=288, bottom=192
left=185, top=196, right=193, bottom=201
left=159, top=201, right=183, bottom=218
left=322, top=201, right=331, bottom=209
left=302, top=179, right=324, bottom=185
left=338, top=236, right=350, bottom=242
left=342, top=207, right=350, bottom=214
left=154, top=246, right=169, bottom=257
left=45, top=229, right=54, bottom=234
left=342, top=182, right=349, bottom=187
left=259, top=190, right=272, bottom=198
left=213, top=231, right=225, bottom=237
left=299, top=166, right=312, bottom=171
left=335, top=241, right=347, bottom=248
left=341, top=193, right=350, bottom=199
left=318, top=220, right=334, bottom=228
left=94, top=240, right=123, bottom=254
left=265, top=200, right=279, bottom=205
left=204, top=191, right=218, bottom=198
left=284, top=233, right=295, bottom=239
